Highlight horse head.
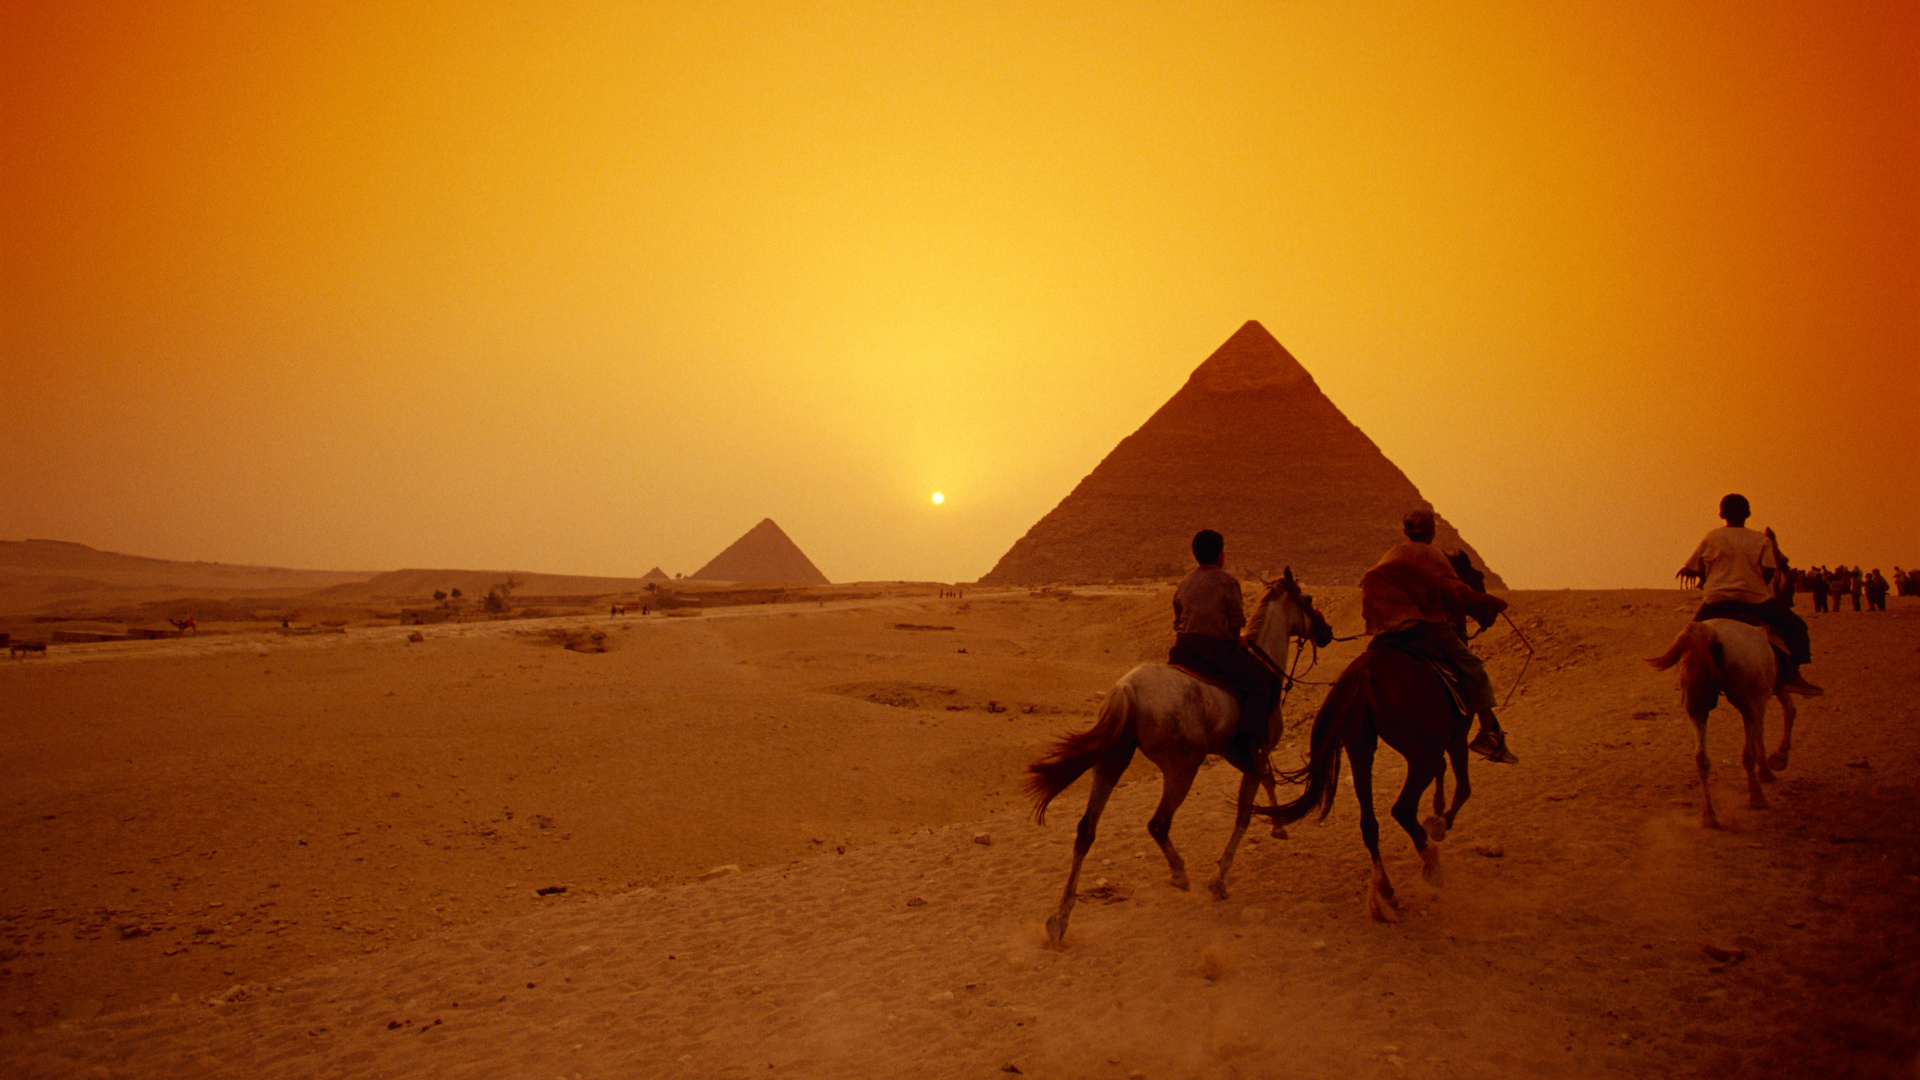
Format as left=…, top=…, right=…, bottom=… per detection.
left=1252, top=566, right=1334, bottom=652
left=1446, top=550, right=1485, bottom=593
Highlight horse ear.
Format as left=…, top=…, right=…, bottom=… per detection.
left=1282, top=566, right=1295, bottom=588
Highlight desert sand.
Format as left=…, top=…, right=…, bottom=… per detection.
left=1, top=585, right=1916, bottom=1078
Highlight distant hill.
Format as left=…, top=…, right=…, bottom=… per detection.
left=0, top=539, right=377, bottom=616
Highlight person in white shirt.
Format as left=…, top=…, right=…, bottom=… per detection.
left=1680, top=494, right=1822, bottom=696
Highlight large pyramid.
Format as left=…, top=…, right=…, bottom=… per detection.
left=691, top=519, right=830, bottom=585
left=979, top=321, right=1502, bottom=588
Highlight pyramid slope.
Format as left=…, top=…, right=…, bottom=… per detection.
left=691, top=519, right=830, bottom=585
left=641, top=567, right=670, bottom=582
left=979, top=321, right=1502, bottom=588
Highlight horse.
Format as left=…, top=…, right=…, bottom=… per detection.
left=169, top=617, right=197, bottom=633
left=1024, top=568, right=1332, bottom=946
left=1250, top=585, right=1493, bottom=922
left=1645, top=620, right=1798, bottom=829
left=1650, top=528, right=1805, bottom=827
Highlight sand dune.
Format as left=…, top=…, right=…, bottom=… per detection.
left=1, top=588, right=1914, bottom=1078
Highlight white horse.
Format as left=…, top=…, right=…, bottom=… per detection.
left=1024, top=569, right=1331, bottom=946
left=1646, top=619, right=1799, bottom=829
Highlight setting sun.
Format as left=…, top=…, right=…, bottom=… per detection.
left=931, top=492, right=944, bottom=505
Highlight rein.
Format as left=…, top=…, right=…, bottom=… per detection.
left=1499, top=609, right=1535, bottom=706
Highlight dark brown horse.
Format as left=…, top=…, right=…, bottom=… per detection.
left=1257, top=577, right=1495, bottom=922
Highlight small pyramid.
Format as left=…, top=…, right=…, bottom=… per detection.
left=979, top=321, right=1501, bottom=587
left=640, top=567, right=670, bottom=582
left=691, top=519, right=830, bottom=584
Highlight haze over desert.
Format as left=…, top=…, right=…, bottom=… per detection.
left=5, top=3, right=1918, bottom=1078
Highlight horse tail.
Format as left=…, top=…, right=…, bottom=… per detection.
left=1646, top=622, right=1720, bottom=680
left=1023, top=682, right=1135, bottom=824
left=1259, top=661, right=1372, bottom=826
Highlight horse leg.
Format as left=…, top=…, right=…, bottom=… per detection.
left=1348, top=735, right=1398, bottom=923
left=1391, top=754, right=1445, bottom=884
left=1208, top=769, right=1263, bottom=900
left=1423, top=745, right=1455, bottom=842
left=1767, top=691, right=1796, bottom=772
left=1146, top=757, right=1200, bottom=892
left=1045, top=743, right=1135, bottom=948
left=1691, top=712, right=1718, bottom=829
left=1439, top=730, right=1472, bottom=832
left=1259, top=772, right=1288, bottom=839
left=1742, top=702, right=1769, bottom=810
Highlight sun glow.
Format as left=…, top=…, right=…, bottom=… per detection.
left=931, top=492, right=944, bottom=505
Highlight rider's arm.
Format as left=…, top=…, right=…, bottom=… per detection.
left=1679, top=538, right=1710, bottom=581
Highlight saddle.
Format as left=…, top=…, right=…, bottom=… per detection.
left=1366, top=629, right=1472, bottom=720
left=1170, top=664, right=1239, bottom=696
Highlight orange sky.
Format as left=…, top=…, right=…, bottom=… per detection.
left=3, top=1, right=1915, bottom=586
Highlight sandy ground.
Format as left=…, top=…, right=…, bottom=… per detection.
left=1, top=588, right=1915, bottom=1078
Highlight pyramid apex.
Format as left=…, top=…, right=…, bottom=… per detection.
left=1186, top=320, right=1313, bottom=394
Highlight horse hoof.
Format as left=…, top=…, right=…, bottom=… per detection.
left=1044, top=914, right=1068, bottom=947
left=1367, top=889, right=1400, bottom=923
left=1269, top=825, right=1289, bottom=840
left=1702, top=815, right=1719, bottom=830
left=1750, top=796, right=1769, bottom=811
left=1208, top=879, right=1229, bottom=901
left=1170, top=875, right=1190, bottom=892
left=1421, top=815, right=1448, bottom=843
left=1766, top=753, right=1789, bottom=772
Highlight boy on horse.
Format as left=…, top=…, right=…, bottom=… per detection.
left=1168, top=529, right=1281, bottom=776
left=1360, top=509, right=1518, bottom=763
left=1681, top=493, right=1822, bottom=696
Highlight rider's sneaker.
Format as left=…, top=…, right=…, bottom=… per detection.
left=1781, top=677, right=1825, bottom=697
left=1469, top=730, right=1520, bottom=764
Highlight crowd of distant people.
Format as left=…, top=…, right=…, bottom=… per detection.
left=1793, top=565, right=1909, bottom=612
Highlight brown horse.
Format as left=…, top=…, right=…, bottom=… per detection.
left=1254, top=640, right=1476, bottom=921
left=1024, top=569, right=1332, bottom=946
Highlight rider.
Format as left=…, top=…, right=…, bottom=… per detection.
left=1361, top=509, right=1518, bottom=764
left=1169, top=530, right=1281, bottom=776
left=1681, top=494, right=1822, bottom=695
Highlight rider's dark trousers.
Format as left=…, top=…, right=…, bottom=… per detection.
left=1695, top=598, right=1812, bottom=665
left=1169, top=633, right=1279, bottom=745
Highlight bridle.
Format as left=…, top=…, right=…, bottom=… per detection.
left=1247, top=580, right=1338, bottom=710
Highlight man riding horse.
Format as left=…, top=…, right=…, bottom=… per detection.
left=1360, top=509, right=1518, bottom=764
left=1680, top=493, right=1822, bottom=696
left=1167, top=529, right=1281, bottom=776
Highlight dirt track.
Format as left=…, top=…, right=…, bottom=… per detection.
left=2, top=590, right=1915, bottom=1078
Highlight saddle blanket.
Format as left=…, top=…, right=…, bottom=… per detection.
left=1366, top=631, right=1473, bottom=720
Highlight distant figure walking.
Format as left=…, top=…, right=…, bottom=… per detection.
left=1808, top=569, right=1830, bottom=612
left=1866, top=570, right=1890, bottom=611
